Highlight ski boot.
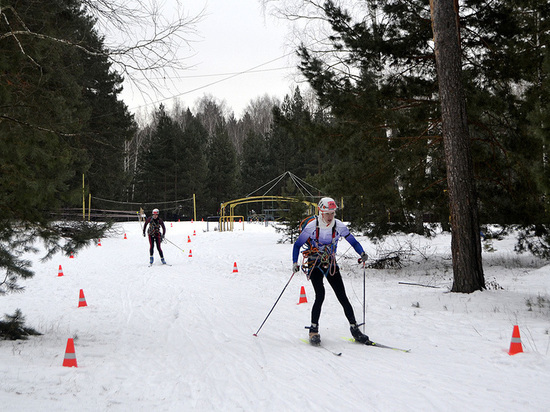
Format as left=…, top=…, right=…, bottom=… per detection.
left=350, top=324, right=371, bottom=344
left=161, top=258, right=166, bottom=265
left=149, top=256, right=154, bottom=265
left=308, top=324, right=321, bottom=346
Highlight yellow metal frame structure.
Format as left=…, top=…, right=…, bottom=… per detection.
left=219, top=196, right=318, bottom=231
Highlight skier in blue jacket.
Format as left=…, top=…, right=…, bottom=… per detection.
left=292, top=197, right=369, bottom=345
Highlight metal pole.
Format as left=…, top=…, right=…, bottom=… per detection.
left=82, top=174, right=85, bottom=220
left=253, top=272, right=295, bottom=336
left=193, top=193, right=197, bottom=222
left=164, top=237, right=185, bottom=253
left=362, top=261, right=366, bottom=333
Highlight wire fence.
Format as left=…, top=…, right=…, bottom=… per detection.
left=53, top=196, right=195, bottom=222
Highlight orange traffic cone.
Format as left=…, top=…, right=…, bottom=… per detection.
left=508, top=325, right=523, bottom=355
left=187, top=236, right=191, bottom=243
left=124, top=233, right=127, bottom=239
left=78, top=289, right=87, bottom=308
left=171, top=222, right=173, bottom=227
left=193, top=230, right=196, bottom=236
left=97, top=239, right=102, bottom=246
left=232, top=262, right=238, bottom=273
left=62, top=338, right=78, bottom=367
left=297, top=286, right=308, bottom=304
left=58, top=265, right=64, bottom=277
left=188, top=249, right=193, bottom=258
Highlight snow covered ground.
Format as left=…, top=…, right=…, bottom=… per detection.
left=1, top=221, right=549, bottom=411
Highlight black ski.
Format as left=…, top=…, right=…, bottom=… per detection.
left=300, top=338, right=342, bottom=356
left=343, top=337, right=410, bottom=353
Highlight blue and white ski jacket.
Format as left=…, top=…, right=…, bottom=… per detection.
left=292, top=217, right=364, bottom=263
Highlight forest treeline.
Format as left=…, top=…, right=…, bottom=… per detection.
left=2, top=0, right=550, bottom=254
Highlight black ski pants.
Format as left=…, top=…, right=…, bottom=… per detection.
left=309, top=264, right=356, bottom=326
left=148, top=233, right=164, bottom=258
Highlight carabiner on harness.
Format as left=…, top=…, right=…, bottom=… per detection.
left=301, top=245, right=337, bottom=277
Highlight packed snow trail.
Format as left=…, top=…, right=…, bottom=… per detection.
left=1, top=222, right=549, bottom=411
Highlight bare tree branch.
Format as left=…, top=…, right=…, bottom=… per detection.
left=82, top=0, right=204, bottom=102
left=0, top=115, right=80, bottom=137
left=1, top=1, right=204, bottom=101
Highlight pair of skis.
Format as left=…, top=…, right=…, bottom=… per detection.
left=301, top=337, right=410, bottom=356
left=300, top=338, right=343, bottom=356
left=344, top=337, right=411, bottom=352
left=148, top=262, right=172, bottom=267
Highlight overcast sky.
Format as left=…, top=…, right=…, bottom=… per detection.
left=120, top=0, right=302, bottom=119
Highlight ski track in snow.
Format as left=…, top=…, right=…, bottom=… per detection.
left=1, top=221, right=550, bottom=411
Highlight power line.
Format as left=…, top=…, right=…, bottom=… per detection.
left=92, top=196, right=194, bottom=206
left=142, top=66, right=294, bottom=81
left=126, top=50, right=298, bottom=112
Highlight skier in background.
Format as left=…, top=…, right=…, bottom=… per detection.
left=143, top=208, right=166, bottom=265
left=292, top=197, right=369, bottom=345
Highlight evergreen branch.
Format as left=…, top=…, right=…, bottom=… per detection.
left=0, top=309, right=41, bottom=340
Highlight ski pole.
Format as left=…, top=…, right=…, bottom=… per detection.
left=362, top=261, right=366, bottom=332
left=164, top=236, right=185, bottom=253
left=253, top=272, right=295, bottom=337
left=357, top=256, right=367, bottom=333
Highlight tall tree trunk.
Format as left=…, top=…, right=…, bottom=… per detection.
left=430, top=0, right=485, bottom=292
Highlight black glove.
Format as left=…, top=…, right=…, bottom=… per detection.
left=292, top=262, right=300, bottom=273
left=161, top=235, right=165, bottom=242
left=358, top=252, right=368, bottom=263
left=143, top=233, right=146, bottom=237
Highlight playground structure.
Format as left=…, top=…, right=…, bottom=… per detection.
left=71, top=171, right=324, bottom=230
left=218, top=171, right=324, bottom=231
left=219, top=196, right=318, bottom=232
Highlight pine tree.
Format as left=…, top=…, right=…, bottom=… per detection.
left=277, top=199, right=310, bottom=244
left=134, top=104, right=186, bottom=203
left=0, top=310, right=41, bottom=341
left=180, top=109, right=209, bottom=218
left=296, top=1, right=444, bottom=233
left=268, top=88, right=324, bottom=181
left=79, top=41, right=137, bottom=200
left=0, top=1, right=118, bottom=337
left=431, top=0, right=485, bottom=292
left=458, top=0, right=548, bottom=227
left=206, top=125, right=239, bottom=215
left=294, top=0, right=550, bottom=241
left=240, top=131, right=272, bottom=196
